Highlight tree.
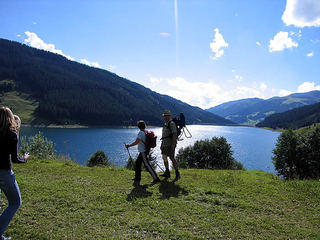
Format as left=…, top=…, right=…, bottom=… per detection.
left=272, top=129, right=298, bottom=179
left=20, top=131, right=56, bottom=159
left=87, top=150, right=110, bottom=167
left=273, top=125, right=320, bottom=179
left=176, top=137, right=244, bottom=170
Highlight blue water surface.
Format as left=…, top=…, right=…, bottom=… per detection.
left=20, top=125, right=281, bottom=173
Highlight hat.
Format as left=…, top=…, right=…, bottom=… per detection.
left=162, top=110, right=171, bottom=116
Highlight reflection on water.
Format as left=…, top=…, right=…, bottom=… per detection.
left=20, top=125, right=280, bottom=173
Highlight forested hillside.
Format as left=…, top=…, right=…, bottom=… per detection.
left=257, top=102, right=320, bottom=129
left=0, top=38, right=232, bottom=126
left=206, top=91, right=320, bottom=125
left=206, top=98, right=263, bottom=118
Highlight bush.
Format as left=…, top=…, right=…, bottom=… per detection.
left=176, top=137, right=244, bottom=170
left=20, top=131, right=56, bottom=159
left=273, top=125, right=320, bottom=179
left=126, top=155, right=135, bottom=170
left=87, top=150, right=110, bottom=167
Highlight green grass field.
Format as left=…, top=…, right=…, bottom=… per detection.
left=0, top=91, right=38, bottom=124
left=2, top=158, right=320, bottom=239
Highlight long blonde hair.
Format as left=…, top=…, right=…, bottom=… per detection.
left=0, top=106, right=17, bottom=134
left=14, top=114, right=21, bottom=133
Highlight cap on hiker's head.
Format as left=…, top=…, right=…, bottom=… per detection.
left=162, top=110, right=171, bottom=116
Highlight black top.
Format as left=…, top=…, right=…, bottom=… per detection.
left=0, top=130, right=27, bottom=170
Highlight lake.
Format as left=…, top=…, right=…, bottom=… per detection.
left=20, top=125, right=281, bottom=174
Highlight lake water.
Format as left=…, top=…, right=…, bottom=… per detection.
left=20, top=125, right=281, bottom=174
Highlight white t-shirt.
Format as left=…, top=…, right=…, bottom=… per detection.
left=137, top=130, right=146, bottom=153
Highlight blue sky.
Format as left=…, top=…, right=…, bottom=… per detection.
left=1, top=0, right=320, bottom=109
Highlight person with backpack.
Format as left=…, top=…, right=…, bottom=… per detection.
left=160, top=110, right=180, bottom=179
left=0, top=107, right=29, bottom=240
left=125, top=120, right=160, bottom=184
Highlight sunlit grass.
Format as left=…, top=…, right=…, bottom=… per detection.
left=0, top=91, right=38, bottom=123
left=3, top=158, right=320, bottom=239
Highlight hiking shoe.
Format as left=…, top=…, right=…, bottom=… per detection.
left=160, top=170, right=170, bottom=178
left=1, top=235, right=12, bottom=240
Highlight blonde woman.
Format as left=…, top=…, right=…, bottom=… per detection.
left=0, top=107, right=29, bottom=240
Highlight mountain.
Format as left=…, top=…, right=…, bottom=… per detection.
left=206, top=91, right=320, bottom=125
left=0, top=38, right=233, bottom=126
left=206, top=98, right=263, bottom=118
left=257, top=102, right=320, bottom=129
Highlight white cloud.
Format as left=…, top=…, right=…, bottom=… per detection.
left=235, top=75, right=243, bottom=82
left=107, top=65, right=116, bottom=71
left=33, top=22, right=37, bottom=25
left=160, top=32, right=170, bottom=37
left=146, top=75, right=269, bottom=108
left=307, top=51, right=314, bottom=57
left=282, top=0, right=320, bottom=27
left=279, top=89, right=293, bottom=97
left=297, top=81, right=320, bottom=92
left=80, top=59, right=101, bottom=68
left=24, top=31, right=74, bottom=60
left=209, top=28, right=229, bottom=59
left=260, top=82, right=267, bottom=91
left=23, top=31, right=104, bottom=69
left=256, top=41, right=261, bottom=46
left=269, top=31, right=298, bottom=52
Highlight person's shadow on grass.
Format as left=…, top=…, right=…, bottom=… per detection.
left=126, top=181, right=153, bottom=201
left=158, top=178, right=189, bottom=200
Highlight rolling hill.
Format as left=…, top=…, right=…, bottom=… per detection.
left=0, top=38, right=233, bottom=126
left=206, top=91, right=320, bottom=125
left=257, top=102, right=320, bottom=129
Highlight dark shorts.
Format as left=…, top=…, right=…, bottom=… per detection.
left=161, top=144, right=176, bottom=158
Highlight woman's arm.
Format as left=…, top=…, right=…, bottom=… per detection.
left=125, top=138, right=141, bottom=148
left=9, top=131, right=28, bottom=163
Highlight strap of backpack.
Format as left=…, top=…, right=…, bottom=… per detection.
left=160, top=121, right=174, bottom=140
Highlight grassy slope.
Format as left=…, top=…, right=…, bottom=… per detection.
left=4, top=159, right=320, bottom=240
left=0, top=91, right=38, bottom=124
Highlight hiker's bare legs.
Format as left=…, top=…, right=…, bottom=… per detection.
left=170, top=156, right=178, bottom=170
left=162, top=155, right=169, bottom=171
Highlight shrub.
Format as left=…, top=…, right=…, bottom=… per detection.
left=87, top=150, right=110, bottom=167
left=20, top=131, right=56, bottom=159
left=273, top=125, right=320, bottom=179
left=176, top=137, right=244, bottom=170
left=126, top=155, right=135, bottom=170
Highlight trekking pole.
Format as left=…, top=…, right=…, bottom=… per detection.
left=155, top=161, right=165, bottom=172
left=124, top=142, right=132, bottom=159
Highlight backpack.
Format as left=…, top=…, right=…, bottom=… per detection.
left=165, top=113, right=192, bottom=140
left=142, top=130, right=157, bottom=153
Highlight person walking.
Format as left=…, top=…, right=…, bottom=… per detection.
left=160, top=110, right=180, bottom=179
left=125, top=120, right=160, bottom=184
left=0, top=107, right=29, bottom=240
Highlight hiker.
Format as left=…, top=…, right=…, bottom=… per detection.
left=0, top=107, right=29, bottom=240
left=0, top=115, right=22, bottom=213
left=125, top=120, right=160, bottom=184
left=160, top=110, right=180, bottom=179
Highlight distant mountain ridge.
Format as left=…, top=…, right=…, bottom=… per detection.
left=206, top=91, right=320, bottom=125
left=0, top=38, right=233, bottom=126
left=257, top=102, right=320, bottom=129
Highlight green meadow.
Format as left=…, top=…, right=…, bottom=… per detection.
left=3, top=158, right=320, bottom=239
